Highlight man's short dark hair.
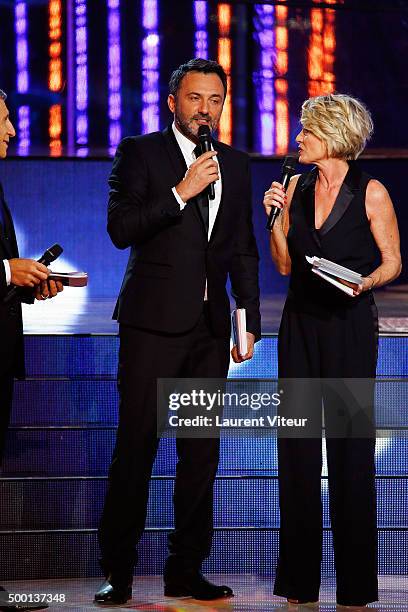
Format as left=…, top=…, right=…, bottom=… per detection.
left=169, top=58, right=227, bottom=98
left=0, top=89, right=7, bottom=101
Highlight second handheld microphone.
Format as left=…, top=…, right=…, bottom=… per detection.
left=266, top=156, right=297, bottom=231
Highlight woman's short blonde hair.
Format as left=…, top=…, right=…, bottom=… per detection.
left=300, top=93, right=373, bottom=160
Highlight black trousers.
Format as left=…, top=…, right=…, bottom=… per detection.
left=98, top=306, right=230, bottom=577
left=0, top=371, right=14, bottom=465
left=274, top=296, right=378, bottom=606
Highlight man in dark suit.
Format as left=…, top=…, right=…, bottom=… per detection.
left=96, top=59, right=261, bottom=604
left=0, top=89, right=62, bottom=610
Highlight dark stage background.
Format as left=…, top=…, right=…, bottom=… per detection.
left=0, top=0, right=407, bottom=156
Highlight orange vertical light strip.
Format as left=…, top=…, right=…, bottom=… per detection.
left=323, top=2, right=336, bottom=90
left=275, top=2, right=289, bottom=155
left=217, top=4, right=232, bottom=145
left=308, top=0, right=342, bottom=97
left=49, top=0, right=62, bottom=156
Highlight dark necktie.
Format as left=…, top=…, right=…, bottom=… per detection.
left=193, top=145, right=209, bottom=235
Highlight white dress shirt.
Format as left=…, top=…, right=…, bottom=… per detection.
left=171, top=122, right=222, bottom=240
left=3, top=259, right=10, bottom=285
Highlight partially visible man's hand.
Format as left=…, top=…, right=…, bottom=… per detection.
left=9, top=258, right=49, bottom=287
left=175, top=150, right=219, bottom=202
left=34, top=279, right=64, bottom=301
left=231, top=332, right=255, bottom=364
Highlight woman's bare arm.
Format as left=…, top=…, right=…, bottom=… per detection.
left=356, top=179, right=402, bottom=293
left=263, top=174, right=300, bottom=275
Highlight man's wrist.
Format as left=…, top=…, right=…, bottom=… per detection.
left=174, top=181, right=191, bottom=203
left=171, top=186, right=187, bottom=210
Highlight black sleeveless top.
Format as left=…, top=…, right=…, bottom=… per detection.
left=287, top=161, right=379, bottom=313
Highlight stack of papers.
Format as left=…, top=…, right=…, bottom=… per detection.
left=306, top=256, right=362, bottom=296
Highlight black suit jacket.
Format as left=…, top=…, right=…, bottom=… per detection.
left=0, top=182, right=25, bottom=377
left=108, top=126, right=261, bottom=340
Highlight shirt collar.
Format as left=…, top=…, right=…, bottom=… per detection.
left=172, top=121, right=197, bottom=160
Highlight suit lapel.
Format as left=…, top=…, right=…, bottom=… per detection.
left=299, top=168, right=321, bottom=249
left=162, top=126, right=188, bottom=179
left=317, top=162, right=361, bottom=237
left=208, top=139, right=225, bottom=243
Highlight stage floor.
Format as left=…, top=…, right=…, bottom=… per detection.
left=2, top=575, right=407, bottom=611
left=22, top=287, right=408, bottom=335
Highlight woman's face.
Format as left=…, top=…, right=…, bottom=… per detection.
left=296, top=128, right=327, bottom=164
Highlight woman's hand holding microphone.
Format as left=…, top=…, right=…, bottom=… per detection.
left=263, top=181, right=287, bottom=230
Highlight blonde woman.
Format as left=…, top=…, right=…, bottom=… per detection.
left=263, top=94, right=401, bottom=607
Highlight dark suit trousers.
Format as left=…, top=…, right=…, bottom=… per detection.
left=0, top=371, right=14, bottom=465
left=274, top=297, right=378, bottom=606
left=98, top=305, right=230, bottom=577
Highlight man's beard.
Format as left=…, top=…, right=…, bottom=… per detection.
left=175, top=113, right=216, bottom=142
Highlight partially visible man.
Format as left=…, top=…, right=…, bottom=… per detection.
left=0, top=89, right=63, bottom=610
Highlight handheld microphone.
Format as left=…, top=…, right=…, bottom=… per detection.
left=37, top=243, right=63, bottom=266
left=4, top=243, right=63, bottom=304
left=266, top=156, right=297, bottom=231
left=198, top=124, right=215, bottom=200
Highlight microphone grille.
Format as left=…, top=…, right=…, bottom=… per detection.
left=198, top=125, right=211, bottom=139
left=283, top=155, right=297, bottom=169
left=48, top=243, right=63, bottom=259
left=282, top=155, right=297, bottom=176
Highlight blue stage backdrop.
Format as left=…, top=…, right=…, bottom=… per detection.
left=1, top=156, right=407, bottom=297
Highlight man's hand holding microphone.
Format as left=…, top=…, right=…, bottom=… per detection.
left=6, top=244, right=65, bottom=302
left=175, top=150, right=219, bottom=202
left=8, top=258, right=63, bottom=300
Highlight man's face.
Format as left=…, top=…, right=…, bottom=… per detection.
left=0, top=99, right=15, bottom=159
left=167, top=71, right=225, bottom=142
